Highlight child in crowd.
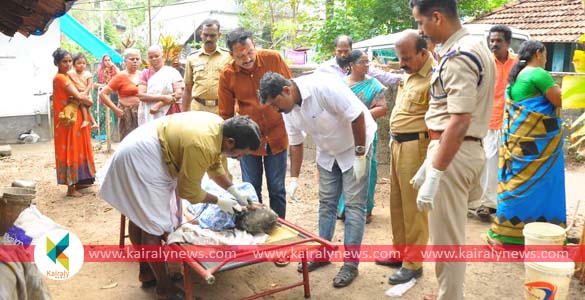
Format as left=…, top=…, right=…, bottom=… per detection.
left=68, top=53, right=98, bottom=129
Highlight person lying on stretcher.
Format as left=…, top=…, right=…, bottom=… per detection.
left=182, top=181, right=278, bottom=235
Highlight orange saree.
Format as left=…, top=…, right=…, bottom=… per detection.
left=52, top=73, right=96, bottom=185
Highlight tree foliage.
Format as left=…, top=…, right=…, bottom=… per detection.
left=316, top=0, right=510, bottom=60
left=237, top=0, right=321, bottom=50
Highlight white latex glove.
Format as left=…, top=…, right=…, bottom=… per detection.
left=227, top=185, right=253, bottom=206
left=353, top=154, right=366, bottom=181
left=410, top=159, right=429, bottom=189
left=416, top=166, right=444, bottom=212
left=288, top=177, right=300, bottom=202
left=216, top=194, right=242, bottom=214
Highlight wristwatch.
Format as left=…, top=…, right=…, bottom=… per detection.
left=355, top=145, right=366, bottom=155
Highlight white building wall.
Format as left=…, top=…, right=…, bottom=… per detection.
left=0, top=20, right=60, bottom=117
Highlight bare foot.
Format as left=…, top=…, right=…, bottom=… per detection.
left=81, top=120, right=90, bottom=128
left=66, top=190, right=83, bottom=197
left=75, top=183, right=92, bottom=190
left=423, top=292, right=438, bottom=300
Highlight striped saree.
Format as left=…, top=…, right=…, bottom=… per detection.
left=488, top=95, right=566, bottom=244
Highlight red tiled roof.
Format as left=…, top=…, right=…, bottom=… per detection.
left=0, top=0, right=76, bottom=37
left=469, top=0, right=585, bottom=43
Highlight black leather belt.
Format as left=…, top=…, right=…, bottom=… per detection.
left=391, top=132, right=429, bottom=143
left=195, top=98, right=218, bottom=106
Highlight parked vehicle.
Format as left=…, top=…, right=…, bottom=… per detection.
left=354, top=24, right=531, bottom=64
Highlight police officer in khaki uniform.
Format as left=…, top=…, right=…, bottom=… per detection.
left=182, top=18, right=231, bottom=113
left=410, top=1, right=495, bottom=299
left=382, top=30, right=434, bottom=285
left=183, top=19, right=233, bottom=179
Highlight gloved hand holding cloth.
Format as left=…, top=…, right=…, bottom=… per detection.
left=353, top=154, right=366, bottom=181
left=288, top=177, right=300, bottom=202
left=227, top=185, right=254, bottom=206
left=216, top=194, right=242, bottom=215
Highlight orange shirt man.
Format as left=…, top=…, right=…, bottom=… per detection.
left=475, top=25, right=517, bottom=220
left=218, top=27, right=291, bottom=218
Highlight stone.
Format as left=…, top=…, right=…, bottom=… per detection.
left=12, top=180, right=37, bottom=190
left=0, top=145, right=12, bottom=157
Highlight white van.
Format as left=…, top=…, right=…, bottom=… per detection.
left=354, top=24, right=531, bottom=64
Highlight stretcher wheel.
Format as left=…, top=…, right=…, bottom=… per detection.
left=205, top=274, right=215, bottom=284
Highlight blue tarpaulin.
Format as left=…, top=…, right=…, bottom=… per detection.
left=59, top=13, right=123, bottom=64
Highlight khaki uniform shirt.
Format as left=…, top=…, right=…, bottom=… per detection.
left=390, top=55, right=435, bottom=133
left=426, top=28, right=495, bottom=138
left=184, top=47, right=231, bottom=100
left=157, top=112, right=226, bottom=203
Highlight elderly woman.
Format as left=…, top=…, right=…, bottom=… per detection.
left=337, top=50, right=388, bottom=223
left=137, top=45, right=184, bottom=125
left=51, top=48, right=96, bottom=197
left=488, top=40, right=565, bottom=245
left=99, top=48, right=142, bottom=140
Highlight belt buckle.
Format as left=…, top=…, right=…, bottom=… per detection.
left=205, top=100, right=216, bottom=106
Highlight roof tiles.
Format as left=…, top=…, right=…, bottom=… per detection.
left=469, top=0, right=585, bottom=43
left=0, top=0, right=76, bottom=37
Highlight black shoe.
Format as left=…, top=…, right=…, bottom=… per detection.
left=332, top=265, right=359, bottom=288
left=388, top=267, right=422, bottom=285
left=375, top=259, right=402, bottom=268
left=297, top=261, right=331, bottom=273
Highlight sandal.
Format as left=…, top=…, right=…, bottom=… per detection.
left=332, top=265, right=359, bottom=288
left=156, top=289, right=185, bottom=300
left=475, top=205, right=496, bottom=223
left=169, top=272, right=183, bottom=282
left=366, top=213, right=373, bottom=224
left=141, top=272, right=183, bottom=288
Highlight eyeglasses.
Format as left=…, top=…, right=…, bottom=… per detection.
left=356, top=60, right=370, bottom=65
left=128, top=58, right=141, bottom=61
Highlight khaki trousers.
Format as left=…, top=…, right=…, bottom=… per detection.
left=389, top=136, right=430, bottom=270
left=190, top=100, right=231, bottom=180
left=427, top=139, right=484, bottom=300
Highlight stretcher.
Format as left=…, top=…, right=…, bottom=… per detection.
left=176, top=218, right=337, bottom=300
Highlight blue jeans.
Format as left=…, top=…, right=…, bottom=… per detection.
left=240, top=143, right=287, bottom=218
left=318, top=149, right=370, bottom=268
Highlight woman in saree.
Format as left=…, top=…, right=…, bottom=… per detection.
left=93, top=54, right=120, bottom=138
left=338, top=50, right=388, bottom=223
left=51, top=48, right=96, bottom=197
left=488, top=40, right=564, bottom=244
left=99, top=48, right=142, bottom=141
left=137, top=45, right=184, bottom=125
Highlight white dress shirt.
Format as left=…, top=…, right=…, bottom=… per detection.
left=315, top=58, right=401, bottom=87
left=284, top=73, right=377, bottom=172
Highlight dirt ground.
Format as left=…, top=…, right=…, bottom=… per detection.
left=2, top=141, right=584, bottom=300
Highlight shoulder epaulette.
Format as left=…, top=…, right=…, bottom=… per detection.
left=431, top=47, right=484, bottom=99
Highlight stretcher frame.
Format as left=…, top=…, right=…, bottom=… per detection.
left=176, top=218, right=337, bottom=300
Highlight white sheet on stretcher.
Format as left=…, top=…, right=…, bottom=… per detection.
left=166, top=222, right=268, bottom=246
left=165, top=176, right=269, bottom=246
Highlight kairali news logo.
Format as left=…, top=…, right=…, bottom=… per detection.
left=33, top=229, right=84, bottom=280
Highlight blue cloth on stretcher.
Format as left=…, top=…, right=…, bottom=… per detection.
left=186, top=180, right=257, bottom=231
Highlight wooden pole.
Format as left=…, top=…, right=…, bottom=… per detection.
left=105, top=107, right=111, bottom=153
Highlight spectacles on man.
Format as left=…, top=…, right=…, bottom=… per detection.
left=128, top=58, right=141, bottom=61
left=356, top=60, right=370, bottom=65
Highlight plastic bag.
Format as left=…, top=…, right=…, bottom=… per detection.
left=2, top=205, right=63, bottom=246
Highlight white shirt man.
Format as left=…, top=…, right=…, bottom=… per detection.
left=258, top=71, right=376, bottom=288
